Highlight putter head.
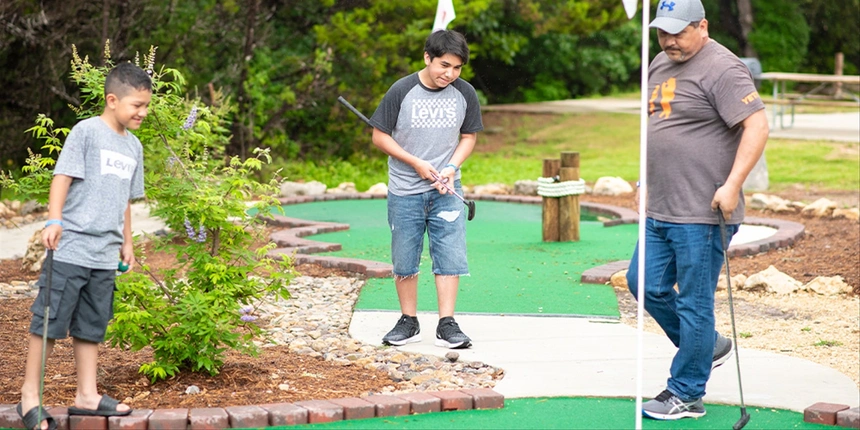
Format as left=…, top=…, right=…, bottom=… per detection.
left=467, top=200, right=476, bottom=221
left=733, top=412, right=750, bottom=430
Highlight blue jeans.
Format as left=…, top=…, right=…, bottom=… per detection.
left=626, top=217, right=737, bottom=401
left=387, top=181, right=468, bottom=278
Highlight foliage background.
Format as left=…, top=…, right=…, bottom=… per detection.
left=1, top=0, right=857, bottom=175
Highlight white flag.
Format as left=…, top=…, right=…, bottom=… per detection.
left=622, top=0, right=637, bottom=19
left=433, top=0, right=456, bottom=32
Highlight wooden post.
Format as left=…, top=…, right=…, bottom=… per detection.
left=559, top=152, right=580, bottom=242
left=835, top=52, right=844, bottom=99
left=542, top=159, right=561, bottom=242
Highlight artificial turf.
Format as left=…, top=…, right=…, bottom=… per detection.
left=281, top=200, right=637, bottom=317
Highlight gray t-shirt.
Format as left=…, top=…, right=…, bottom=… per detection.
left=53, top=117, right=145, bottom=269
left=647, top=40, right=765, bottom=225
left=369, top=72, right=483, bottom=196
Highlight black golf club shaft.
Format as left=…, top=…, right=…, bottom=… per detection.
left=717, top=209, right=750, bottom=430
left=337, top=95, right=476, bottom=221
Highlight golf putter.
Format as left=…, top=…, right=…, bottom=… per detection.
left=38, top=249, right=54, bottom=429
left=337, top=95, right=476, bottom=220
left=717, top=208, right=751, bottom=430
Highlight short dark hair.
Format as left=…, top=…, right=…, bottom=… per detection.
left=104, top=62, right=152, bottom=99
left=424, top=30, right=470, bottom=65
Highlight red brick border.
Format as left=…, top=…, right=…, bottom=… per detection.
left=0, top=390, right=504, bottom=429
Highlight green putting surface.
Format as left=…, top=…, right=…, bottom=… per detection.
left=282, top=200, right=637, bottom=317
left=291, top=397, right=829, bottom=429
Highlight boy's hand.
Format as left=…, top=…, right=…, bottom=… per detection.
left=436, top=166, right=457, bottom=195
left=120, top=242, right=136, bottom=272
left=42, top=225, right=63, bottom=250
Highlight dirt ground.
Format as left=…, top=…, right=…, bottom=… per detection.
left=1, top=111, right=857, bottom=408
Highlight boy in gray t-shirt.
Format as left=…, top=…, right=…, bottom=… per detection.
left=18, top=63, right=151, bottom=429
left=369, top=30, right=483, bottom=349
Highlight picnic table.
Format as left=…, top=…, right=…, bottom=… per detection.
left=759, top=72, right=860, bottom=129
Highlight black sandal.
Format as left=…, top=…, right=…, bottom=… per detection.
left=16, top=403, right=58, bottom=430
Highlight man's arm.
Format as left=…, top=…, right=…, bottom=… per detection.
left=42, top=175, right=73, bottom=250
left=712, top=109, right=769, bottom=219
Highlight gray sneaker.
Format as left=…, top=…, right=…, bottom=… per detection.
left=642, top=389, right=706, bottom=420
left=435, top=316, right=471, bottom=349
left=382, top=315, right=421, bottom=346
left=712, top=333, right=734, bottom=369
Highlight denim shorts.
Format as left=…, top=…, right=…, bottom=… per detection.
left=388, top=182, right=468, bottom=278
left=29, top=259, right=117, bottom=343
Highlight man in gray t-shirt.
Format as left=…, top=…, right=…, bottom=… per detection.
left=369, top=30, right=483, bottom=350
left=625, top=0, right=769, bottom=422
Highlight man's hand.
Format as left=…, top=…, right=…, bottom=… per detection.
left=41, top=225, right=63, bottom=250
left=711, top=183, right=740, bottom=221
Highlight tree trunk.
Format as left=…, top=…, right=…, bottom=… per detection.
left=101, top=0, right=110, bottom=47
left=230, top=0, right=260, bottom=160
left=736, top=0, right=756, bottom=58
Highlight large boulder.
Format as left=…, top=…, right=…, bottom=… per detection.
left=366, top=183, right=388, bottom=195
left=514, top=180, right=539, bottom=196
left=592, top=177, right=633, bottom=196
left=716, top=273, right=747, bottom=291
left=742, top=265, right=802, bottom=295
left=801, top=197, right=837, bottom=218
left=280, top=181, right=327, bottom=197
left=326, top=182, right=357, bottom=194
left=805, top=276, right=852, bottom=296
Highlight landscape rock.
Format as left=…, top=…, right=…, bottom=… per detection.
left=717, top=274, right=747, bottom=291
left=805, top=276, right=852, bottom=296
left=326, top=182, right=357, bottom=194
left=473, top=183, right=511, bottom=195
left=749, top=193, right=795, bottom=213
left=592, top=177, right=633, bottom=196
left=513, top=180, right=539, bottom=196
left=279, top=181, right=327, bottom=197
left=832, top=208, right=859, bottom=221
left=609, top=270, right=628, bottom=289
left=743, top=265, right=803, bottom=295
left=801, top=198, right=837, bottom=218
left=22, top=228, right=46, bottom=273
left=366, top=183, right=388, bottom=195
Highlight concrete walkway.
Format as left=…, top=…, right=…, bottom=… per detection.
left=350, top=311, right=859, bottom=413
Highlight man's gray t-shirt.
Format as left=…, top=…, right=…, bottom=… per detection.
left=647, top=40, right=765, bottom=225
left=53, top=117, right=145, bottom=269
left=369, top=73, right=483, bottom=196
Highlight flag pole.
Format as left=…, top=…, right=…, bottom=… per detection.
left=634, top=0, right=650, bottom=428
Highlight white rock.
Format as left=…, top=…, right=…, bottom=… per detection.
left=366, top=183, right=388, bottom=195
left=805, top=276, right=852, bottom=296
left=280, top=181, right=327, bottom=197
left=185, top=385, right=200, bottom=395
left=832, top=208, right=859, bottom=221
left=743, top=265, right=802, bottom=295
left=592, top=177, right=634, bottom=196
left=801, top=198, right=837, bottom=218
left=514, top=180, right=539, bottom=196
left=326, top=182, right=357, bottom=194
left=473, top=183, right=511, bottom=195
left=717, top=274, right=747, bottom=291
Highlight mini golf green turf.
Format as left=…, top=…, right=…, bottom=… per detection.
left=288, top=397, right=830, bottom=430
left=281, top=200, right=637, bottom=317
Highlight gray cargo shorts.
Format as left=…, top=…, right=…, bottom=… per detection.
left=29, top=259, right=117, bottom=343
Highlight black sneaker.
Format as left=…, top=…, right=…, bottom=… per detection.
left=435, top=316, right=471, bottom=349
left=382, top=314, right=421, bottom=346
left=712, top=333, right=734, bottom=369
left=642, top=389, right=706, bottom=420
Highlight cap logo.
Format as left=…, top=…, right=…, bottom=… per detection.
left=660, top=1, right=676, bottom=11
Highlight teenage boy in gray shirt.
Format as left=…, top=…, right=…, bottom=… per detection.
left=369, top=30, right=483, bottom=349
left=18, top=63, right=151, bottom=430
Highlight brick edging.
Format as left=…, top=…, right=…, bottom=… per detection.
left=0, top=389, right=504, bottom=428
left=580, top=216, right=806, bottom=285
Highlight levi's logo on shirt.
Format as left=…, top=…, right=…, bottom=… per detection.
left=101, top=149, right=136, bottom=180
left=411, top=98, right=457, bottom=128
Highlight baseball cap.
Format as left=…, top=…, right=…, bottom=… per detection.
left=650, top=0, right=705, bottom=34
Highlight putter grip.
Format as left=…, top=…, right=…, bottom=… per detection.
left=338, top=96, right=372, bottom=126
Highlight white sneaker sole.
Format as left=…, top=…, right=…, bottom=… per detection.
left=382, top=333, right=421, bottom=346
left=642, top=409, right=706, bottom=420
left=435, top=338, right=471, bottom=349
left=712, top=344, right=735, bottom=369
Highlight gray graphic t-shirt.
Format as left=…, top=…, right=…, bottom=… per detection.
left=53, top=117, right=145, bottom=269
left=369, top=73, right=483, bottom=196
left=647, top=40, right=765, bottom=225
